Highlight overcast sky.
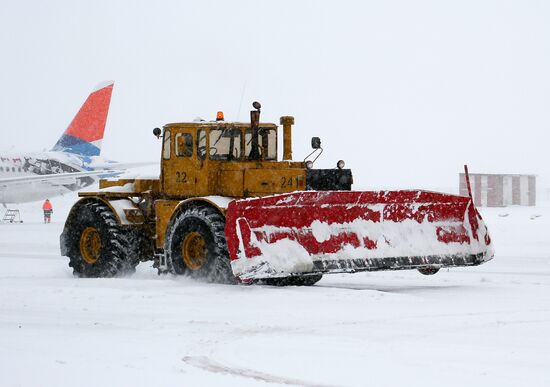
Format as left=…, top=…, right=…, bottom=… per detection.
left=1, top=0, right=548, bottom=191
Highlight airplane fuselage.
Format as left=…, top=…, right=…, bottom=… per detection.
left=0, top=151, right=96, bottom=204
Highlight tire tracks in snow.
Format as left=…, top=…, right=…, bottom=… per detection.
left=183, top=356, right=342, bottom=387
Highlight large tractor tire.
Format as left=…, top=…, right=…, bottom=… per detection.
left=165, top=204, right=236, bottom=284
left=260, top=274, right=323, bottom=287
left=61, top=201, right=141, bottom=277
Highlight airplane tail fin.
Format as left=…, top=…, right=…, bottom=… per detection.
left=51, top=81, right=114, bottom=157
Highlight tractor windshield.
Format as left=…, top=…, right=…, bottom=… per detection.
left=209, top=128, right=242, bottom=160
left=245, top=127, right=277, bottom=160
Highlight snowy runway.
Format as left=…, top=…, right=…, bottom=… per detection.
left=1, top=199, right=549, bottom=387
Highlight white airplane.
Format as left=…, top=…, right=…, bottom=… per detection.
left=0, top=82, right=148, bottom=205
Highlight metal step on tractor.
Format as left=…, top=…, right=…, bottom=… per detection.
left=60, top=102, right=494, bottom=286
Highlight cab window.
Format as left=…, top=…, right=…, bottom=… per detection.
left=175, top=133, right=193, bottom=157
left=209, top=128, right=242, bottom=160
left=245, top=127, right=277, bottom=160
left=162, top=129, right=171, bottom=159
left=197, top=129, right=206, bottom=160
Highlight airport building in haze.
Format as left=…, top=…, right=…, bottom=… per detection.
left=459, top=173, right=536, bottom=207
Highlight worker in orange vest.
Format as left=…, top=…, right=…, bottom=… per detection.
left=42, top=199, right=53, bottom=223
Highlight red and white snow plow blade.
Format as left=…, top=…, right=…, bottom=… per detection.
left=225, top=190, right=494, bottom=281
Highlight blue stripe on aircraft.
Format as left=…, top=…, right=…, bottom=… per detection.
left=52, top=134, right=100, bottom=157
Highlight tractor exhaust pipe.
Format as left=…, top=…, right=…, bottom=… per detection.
left=280, top=116, right=294, bottom=161
left=249, top=101, right=261, bottom=160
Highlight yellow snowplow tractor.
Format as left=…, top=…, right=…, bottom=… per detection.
left=60, top=102, right=493, bottom=285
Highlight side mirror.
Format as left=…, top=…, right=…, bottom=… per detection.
left=311, top=137, right=321, bottom=149
left=153, top=127, right=162, bottom=139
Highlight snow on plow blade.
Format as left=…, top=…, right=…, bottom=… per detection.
left=225, top=190, right=494, bottom=280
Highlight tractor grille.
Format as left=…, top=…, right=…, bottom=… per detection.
left=306, top=169, right=353, bottom=191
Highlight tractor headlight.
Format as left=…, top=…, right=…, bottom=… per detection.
left=305, top=160, right=314, bottom=169
left=337, top=160, right=345, bottom=169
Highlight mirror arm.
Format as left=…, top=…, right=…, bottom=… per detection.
left=304, top=147, right=323, bottom=164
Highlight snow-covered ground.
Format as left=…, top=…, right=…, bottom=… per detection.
left=1, top=194, right=549, bottom=387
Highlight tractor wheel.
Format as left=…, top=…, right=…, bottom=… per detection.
left=165, top=204, right=236, bottom=284
left=62, top=201, right=141, bottom=277
left=418, top=267, right=440, bottom=275
left=261, top=274, right=323, bottom=286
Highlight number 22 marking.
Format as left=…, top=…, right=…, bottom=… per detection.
left=176, top=171, right=188, bottom=183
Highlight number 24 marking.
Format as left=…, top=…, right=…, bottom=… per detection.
left=281, top=176, right=299, bottom=188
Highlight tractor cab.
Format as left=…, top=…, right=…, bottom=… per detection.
left=156, top=102, right=309, bottom=199
left=155, top=102, right=352, bottom=200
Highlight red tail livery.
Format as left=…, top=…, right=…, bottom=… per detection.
left=52, top=81, right=114, bottom=157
